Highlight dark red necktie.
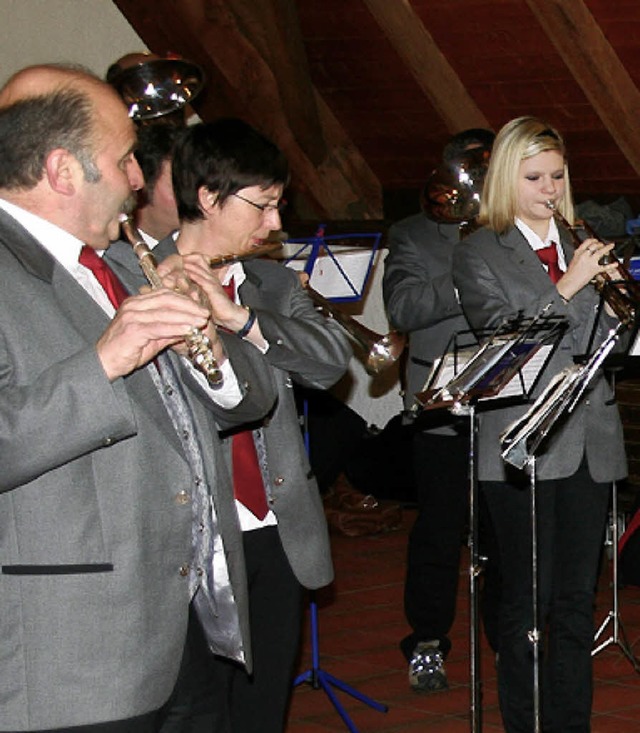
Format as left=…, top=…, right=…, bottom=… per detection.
left=223, top=277, right=269, bottom=519
left=79, top=245, right=129, bottom=307
left=536, top=242, right=563, bottom=284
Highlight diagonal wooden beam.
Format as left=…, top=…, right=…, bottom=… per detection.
left=112, top=0, right=382, bottom=219
left=361, top=0, right=489, bottom=133
left=222, top=0, right=327, bottom=165
left=524, top=0, right=640, bottom=177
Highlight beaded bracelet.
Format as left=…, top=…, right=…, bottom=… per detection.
left=236, top=306, right=257, bottom=338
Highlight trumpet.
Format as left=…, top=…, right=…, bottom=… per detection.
left=119, top=214, right=224, bottom=386
left=307, top=288, right=405, bottom=375
left=545, top=200, right=640, bottom=327
left=205, top=239, right=405, bottom=374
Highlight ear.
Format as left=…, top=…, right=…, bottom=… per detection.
left=198, top=186, right=218, bottom=215
left=44, top=148, right=81, bottom=196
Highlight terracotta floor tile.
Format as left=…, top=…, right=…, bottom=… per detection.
left=286, top=508, right=640, bottom=732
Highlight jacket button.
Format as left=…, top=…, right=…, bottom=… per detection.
left=179, top=564, right=190, bottom=577
left=274, top=476, right=285, bottom=486
left=175, top=490, right=190, bottom=505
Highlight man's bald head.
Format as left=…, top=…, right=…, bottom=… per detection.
left=0, top=64, right=129, bottom=191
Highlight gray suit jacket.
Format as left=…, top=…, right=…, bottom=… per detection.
left=149, top=236, right=352, bottom=589
left=0, top=212, right=276, bottom=731
left=453, top=224, right=627, bottom=483
left=235, top=258, right=352, bottom=588
left=382, top=213, right=472, bottom=419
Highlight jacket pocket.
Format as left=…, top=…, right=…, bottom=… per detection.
left=2, top=563, right=114, bottom=575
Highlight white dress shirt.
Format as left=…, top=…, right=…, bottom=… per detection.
left=0, top=198, right=241, bottom=405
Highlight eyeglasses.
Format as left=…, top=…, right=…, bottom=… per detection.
left=232, top=192, right=286, bottom=214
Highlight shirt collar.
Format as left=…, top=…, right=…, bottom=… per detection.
left=515, top=216, right=560, bottom=251
left=0, top=197, right=87, bottom=268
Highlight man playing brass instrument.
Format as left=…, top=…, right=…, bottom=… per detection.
left=0, top=65, right=276, bottom=732
left=383, top=128, right=500, bottom=693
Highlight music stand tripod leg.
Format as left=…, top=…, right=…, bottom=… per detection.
left=591, top=480, right=640, bottom=673
left=293, top=595, right=389, bottom=733
left=293, top=396, right=389, bottom=732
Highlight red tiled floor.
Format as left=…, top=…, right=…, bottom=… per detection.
left=286, top=509, right=640, bottom=732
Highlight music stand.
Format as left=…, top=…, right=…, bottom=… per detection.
left=290, top=225, right=389, bottom=732
left=415, top=309, right=567, bottom=733
left=281, top=224, right=382, bottom=301
left=500, top=323, right=624, bottom=733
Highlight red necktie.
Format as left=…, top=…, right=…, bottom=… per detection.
left=79, top=245, right=130, bottom=307
left=536, top=242, right=563, bottom=284
left=223, top=277, right=269, bottom=519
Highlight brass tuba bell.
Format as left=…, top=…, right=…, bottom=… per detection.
left=108, top=54, right=206, bottom=123
left=420, top=146, right=490, bottom=225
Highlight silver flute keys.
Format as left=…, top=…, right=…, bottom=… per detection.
left=119, top=214, right=223, bottom=387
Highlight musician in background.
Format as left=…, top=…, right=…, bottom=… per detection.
left=383, top=128, right=499, bottom=693
left=453, top=116, right=626, bottom=733
left=132, top=124, right=181, bottom=247
left=154, top=118, right=352, bottom=733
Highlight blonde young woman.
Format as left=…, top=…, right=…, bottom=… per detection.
left=453, top=116, right=626, bottom=733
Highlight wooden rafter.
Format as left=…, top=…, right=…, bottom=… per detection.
left=361, top=0, right=490, bottom=133
left=525, top=0, right=640, bottom=177
left=112, top=0, right=383, bottom=220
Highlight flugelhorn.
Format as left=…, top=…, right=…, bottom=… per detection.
left=307, top=288, right=405, bottom=375
left=119, top=214, right=224, bottom=386
left=545, top=200, right=640, bottom=327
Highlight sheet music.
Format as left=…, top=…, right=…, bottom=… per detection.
left=493, top=344, right=553, bottom=399
left=427, top=343, right=552, bottom=401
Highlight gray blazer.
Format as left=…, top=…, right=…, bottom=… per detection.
left=235, top=258, right=352, bottom=588
left=150, top=236, right=352, bottom=589
left=382, top=213, right=471, bottom=416
left=0, top=212, right=276, bottom=731
left=453, top=224, right=627, bottom=483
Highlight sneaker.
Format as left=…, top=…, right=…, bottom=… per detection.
left=408, top=641, right=448, bottom=693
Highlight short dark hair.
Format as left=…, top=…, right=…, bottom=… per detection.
left=442, top=128, right=495, bottom=164
left=135, top=124, right=180, bottom=199
left=172, top=118, right=289, bottom=222
left=0, top=89, right=100, bottom=189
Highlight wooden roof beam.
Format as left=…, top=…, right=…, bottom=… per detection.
left=362, top=0, right=490, bottom=133
left=525, top=0, right=640, bottom=177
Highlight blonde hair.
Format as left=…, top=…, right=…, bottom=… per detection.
left=478, top=116, right=574, bottom=234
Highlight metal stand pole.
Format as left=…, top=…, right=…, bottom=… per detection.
left=592, top=480, right=640, bottom=672
left=468, top=405, right=483, bottom=733
left=526, top=456, right=542, bottom=733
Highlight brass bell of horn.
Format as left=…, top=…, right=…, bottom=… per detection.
left=109, top=57, right=206, bottom=122
left=420, top=147, right=490, bottom=225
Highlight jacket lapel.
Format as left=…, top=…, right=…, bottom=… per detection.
left=0, top=214, right=185, bottom=454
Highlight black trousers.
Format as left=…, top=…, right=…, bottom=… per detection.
left=401, top=429, right=500, bottom=660
left=159, top=526, right=303, bottom=733
left=483, top=460, right=610, bottom=733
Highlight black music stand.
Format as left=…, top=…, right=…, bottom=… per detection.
left=291, top=226, right=389, bottom=732
left=415, top=310, right=567, bottom=733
